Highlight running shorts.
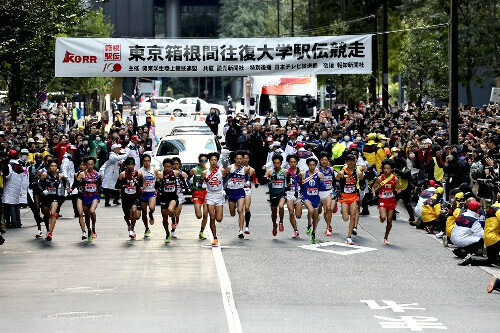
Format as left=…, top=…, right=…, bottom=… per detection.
left=302, top=195, right=320, bottom=210
left=191, top=190, right=207, bottom=204
left=177, top=193, right=186, bottom=204
left=286, top=190, right=301, bottom=204
left=269, top=191, right=286, bottom=207
left=122, top=196, right=140, bottom=218
left=378, top=198, right=397, bottom=211
left=206, top=192, right=225, bottom=206
left=41, top=195, right=59, bottom=207
left=227, top=188, right=245, bottom=203
left=319, top=190, right=332, bottom=202
left=82, top=195, right=100, bottom=207
left=338, top=192, right=360, bottom=205
left=141, top=191, right=157, bottom=202
left=160, top=193, right=179, bottom=209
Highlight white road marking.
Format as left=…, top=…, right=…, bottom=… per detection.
left=207, top=227, right=243, bottom=333
left=361, top=300, right=425, bottom=312
left=299, top=241, right=378, bottom=255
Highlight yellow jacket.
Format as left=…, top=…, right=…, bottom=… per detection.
left=421, top=196, right=442, bottom=223
left=376, top=144, right=386, bottom=174
left=446, top=207, right=461, bottom=238
left=484, top=202, right=500, bottom=247
left=363, top=141, right=377, bottom=167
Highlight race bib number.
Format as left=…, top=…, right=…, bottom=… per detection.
left=85, top=184, right=97, bottom=193
left=307, top=188, right=318, bottom=196
left=164, top=184, right=176, bottom=193
left=381, top=191, right=394, bottom=199
left=125, top=187, right=136, bottom=195
left=47, top=186, right=57, bottom=195
left=272, top=180, right=284, bottom=189
left=144, top=180, right=154, bottom=190
left=344, top=185, right=356, bottom=194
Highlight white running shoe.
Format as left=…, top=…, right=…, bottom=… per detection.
left=36, top=230, right=43, bottom=239
left=435, top=231, right=445, bottom=239
left=345, top=237, right=354, bottom=245
left=81, top=231, right=87, bottom=240
left=171, top=231, right=177, bottom=239
left=244, top=227, right=250, bottom=234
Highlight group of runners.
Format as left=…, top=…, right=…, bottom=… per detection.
left=33, top=148, right=402, bottom=246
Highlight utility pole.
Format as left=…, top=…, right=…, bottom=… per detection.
left=291, top=0, right=294, bottom=37
left=449, top=0, right=459, bottom=144
left=382, top=0, right=389, bottom=110
left=308, top=0, right=312, bottom=36
left=341, top=0, right=346, bottom=21
left=277, top=0, right=280, bottom=36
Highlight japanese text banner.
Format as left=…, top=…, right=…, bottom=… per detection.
left=55, top=35, right=372, bottom=77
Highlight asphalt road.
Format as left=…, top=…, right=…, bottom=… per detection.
left=1, top=185, right=499, bottom=333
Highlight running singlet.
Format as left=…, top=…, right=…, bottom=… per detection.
left=269, top=168, right=286, bottom=195
left=44, top=172, right=60, bottom=195
left=340, top=168, right=357, bottom=194
left=206, top=167, right=223, bottom=193
left=227, top=165, right=245, bottom=190
left=302, top=171, right=320, bottom=197
left=192, top=166, right=206, bottom=191
left=123, top=171, right=140, bottom=198
left=319, top=166, right=333, bottom=191
left=379, top=174, right=397, bottom=199
left=176, top=173, right=185, bottom=194
left=287, top=168, right=300, bottom=191
left=141, top=167, right=156, bottom=193
left=158, top=171, right=177, bottom=194
left=82, top=170, right=99, bottom=197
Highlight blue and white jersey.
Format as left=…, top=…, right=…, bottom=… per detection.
left=140, top=167, right=156, bottom=193
left=226, top=165, right=245, bottom=190
left=319, top=166, right=333, bottom=191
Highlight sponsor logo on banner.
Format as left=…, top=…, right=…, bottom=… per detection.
left=62, top=51, right=97, bottom=63
left=102, top=63, right=122, bottom=73
left=104, top=44, right=121, bottom=61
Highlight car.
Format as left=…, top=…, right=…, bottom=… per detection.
left=164, top=98, right=225, bottom=117
left=148, top=133, right=229, bottom=199
left=169, top=125, right=214, bottom=136
left=139, top=96, right=176, bottom=115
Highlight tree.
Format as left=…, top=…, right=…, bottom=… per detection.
left=0, top=0, right=87, bottom=120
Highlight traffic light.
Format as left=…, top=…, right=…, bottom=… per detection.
left=325, top=79, right=336, bottom=100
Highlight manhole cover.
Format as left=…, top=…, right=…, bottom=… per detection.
left=47, top=312, right=115, bottom=319
left=54, top=287, right=117, bottom=293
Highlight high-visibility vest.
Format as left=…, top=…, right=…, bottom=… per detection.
left=398, top=167, right=409, bottom=191
left=485, top=203, right=500, bottom=247
left=433, top=157, right=444, bottom=182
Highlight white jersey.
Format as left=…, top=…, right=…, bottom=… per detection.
left=206, top=167, right=224, bottom=193
left=140, top=167, right=156, bottom=192
left=226, top=165, right=246, bottom=190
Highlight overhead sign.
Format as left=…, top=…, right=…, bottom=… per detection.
left=55, top=35, right=372, bottom=77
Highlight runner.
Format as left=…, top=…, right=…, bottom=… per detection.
left=286, top=154, right=302, bottom=238
left=29, top=154, right=48, bottom=238
left=75, top=157, right=101, bottom=242
left=190, top=154, right=209, bottom=240
left=335, top=154, right=365, bottom=245
left=317, top=152, right=334, bottom=236
left=116, top=157, right=142, bottom=239
left=372, top=159, right=401, bottom=245
left=300, top=158, right=325, bottom=244
left=264, top=154, right=289, bottom=237
left=201, top=152, right=227, bottom=247
left=73, top=161, right=87, bottom=240
left=172, top=157, right=188, bottom=239
left=139, top=155, right=158, bottom=238
left=39, top=160, right=66, bottom=241
left=242, top=151, right=258, bottom=234
left=157, top=158, right=181, bottom=244
left=225, top=151, right=250, bottom=239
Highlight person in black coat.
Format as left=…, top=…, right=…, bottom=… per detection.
left=205, top=108, right=220, bottom=135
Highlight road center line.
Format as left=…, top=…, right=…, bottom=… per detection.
left=208, top=227, right=243, bottom=333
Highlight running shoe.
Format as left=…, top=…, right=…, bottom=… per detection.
left=328, top=226, right=332, bottom=233
left=384, top=238, right=390, bottom=245
left=81, top=231, right=87, bottom=240
left=211, top=238, right=219, bottom=247
left=279, top=222, right=284, bottom=232
left=352, top=227, right=358, bottom=236
left=244, top=227, right=250, bottom=234
left=435, top=231, right=445, bottom=239
left=165, top=232, right=171, bottom=244
left=129, top=230, right=136, bottom=239
left=272, top=224, right=277, bottom=237
left=306, top=225, right=312, bottom=236
left=458, top=254, right=473, bottom=266
left=171, top=231, right=177, bottom=239
left=92, top=230, right=98, bottom=238
left=36, top=230, right=43, bottom=239
left=238, top=231, right=244, bottom=239
left=345, top=237, right=353, bottom=245
left=487, top=277, right=498, bottom=293
left=424, top=226, right=434, bottom=234
left=144, top=229, right=152, bottom=237
left=199, top=232, right=207, bottom=240
left=46, top=232, right=53, bottom=241
left=310, top=233, right=316, bottom=244
left=293, top=230, right=299, bottom=238
left=88, top=232, right=93, bottom=243
left=325, top=229, right=332, bottom=236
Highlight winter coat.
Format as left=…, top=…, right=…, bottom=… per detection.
left=451, top=209, right=484, bottom=248
left=2, top=160, right=24, bottom=205
left=100, top=151, right=128, bottom=190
